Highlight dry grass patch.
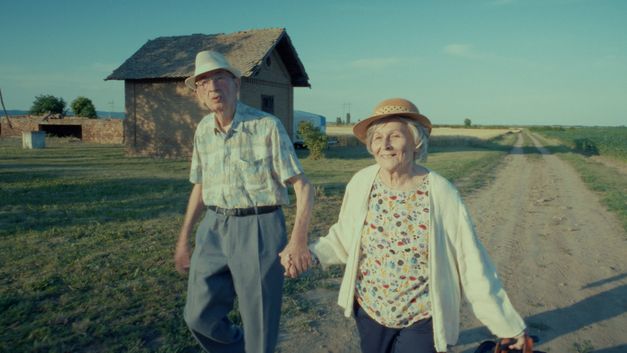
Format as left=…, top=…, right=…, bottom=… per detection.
left=432, top=127, right=519, bottom=139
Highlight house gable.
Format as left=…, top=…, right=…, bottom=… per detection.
left=107, top=28, right=309, bottom=158
left=106, top=28, right=309, bottom=87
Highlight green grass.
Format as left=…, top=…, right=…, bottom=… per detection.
left=1, top=134, right=514, bottom=352
left=532, top=126, right=627, bottom=161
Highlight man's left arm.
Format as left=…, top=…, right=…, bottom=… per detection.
left=278, top=173, right=314, bottom=278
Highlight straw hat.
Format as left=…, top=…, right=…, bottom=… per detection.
left=185, top=50, right=241, bottom=90
left=353, top=98, right=432, bottom=144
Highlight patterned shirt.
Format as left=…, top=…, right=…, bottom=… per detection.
left=355, top=173, right=432, bottom=328
left=189, top=102, right=304, bottom=208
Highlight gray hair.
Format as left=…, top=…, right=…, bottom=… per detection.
left=365, top=116, right=429, bottom=162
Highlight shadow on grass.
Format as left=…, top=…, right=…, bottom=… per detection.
left=0, top=177, right=189, bottom=236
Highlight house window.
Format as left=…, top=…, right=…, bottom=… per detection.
left=261, top=95, right=274, bottom=114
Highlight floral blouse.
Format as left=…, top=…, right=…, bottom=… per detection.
left=355, top=173, right=431, bottom=328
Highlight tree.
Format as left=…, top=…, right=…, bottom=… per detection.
left=297, top=121, right=328, bottom=160
left=30, top=94, right=66, bottom=115
left=71, top=96, right=97, bottom=118
left=464, top=118, right=472, bottom=128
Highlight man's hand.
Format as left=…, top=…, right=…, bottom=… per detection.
left=279, top=239, right=312, bottom=278
left=174, top=241, right=191, bottom=275
left=281, top=174, right=314, bottom=278
left=175, top=183, right=203, bottom=276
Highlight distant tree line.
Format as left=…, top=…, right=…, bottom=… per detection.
left=30, top=94, right=97, bottom=118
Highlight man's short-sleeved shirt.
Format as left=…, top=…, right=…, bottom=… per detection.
left=189, top=102, right=304, bottom=208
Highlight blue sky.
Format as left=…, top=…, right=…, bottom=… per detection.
left=1, top=0, right=625, bottom=126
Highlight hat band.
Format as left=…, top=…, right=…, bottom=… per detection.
left=374, top=105, right=418, bottom=115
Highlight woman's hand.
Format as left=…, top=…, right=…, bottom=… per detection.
left=505, top=333, right=527, bottom=350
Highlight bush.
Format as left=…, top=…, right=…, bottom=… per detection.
left=574, top=138, right=599, bottom=155
left=30, top=94, right=66, bottom=115
left=464, top=118, right=472, bottom=128
left=297, top=121, right=328, bottom=160
left=71, top=96, right=97, bottom=118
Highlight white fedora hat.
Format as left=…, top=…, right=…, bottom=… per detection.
left=185, top=50, right=241, bottom=90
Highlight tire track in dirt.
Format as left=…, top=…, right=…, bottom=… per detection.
left=453, top=131, right=626, bottom=353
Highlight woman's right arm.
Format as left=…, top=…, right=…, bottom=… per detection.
left=309, top=183, right=355, bottom=266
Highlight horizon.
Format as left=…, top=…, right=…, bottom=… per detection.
left=4, top=109, right=624, bottom=128
left=1, top=0, right=626, bottom=127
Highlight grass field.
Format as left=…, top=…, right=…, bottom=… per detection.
left=0, top=133, right=520, bottom=352
left=532, top=126, right=627, bottom=162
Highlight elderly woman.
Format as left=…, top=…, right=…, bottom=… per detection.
left=309, top=98, right=527, bottom=353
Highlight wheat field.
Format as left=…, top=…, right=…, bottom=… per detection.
left=326, top=125, right=518, bottom=140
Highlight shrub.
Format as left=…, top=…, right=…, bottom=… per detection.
left=71, top=96, right=97, bottom=118
left=30, top=94, right=66, bottom=115
left=297, top=121, right=328, bottom=160
left=574, top=138, right=599, bottom=155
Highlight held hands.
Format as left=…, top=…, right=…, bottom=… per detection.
left=500, top=333, right=528, bottom=351
left=278, top=239, right=312, bottom=278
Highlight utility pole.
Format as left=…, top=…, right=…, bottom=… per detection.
left=0, top=88, right=14, bottom=129
left=108, top=100, right=114, bottom=118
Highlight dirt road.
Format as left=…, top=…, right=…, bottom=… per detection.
left=278, top=132, right=627, bottom=353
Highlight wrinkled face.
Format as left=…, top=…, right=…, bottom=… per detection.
left=370, top=120, right=416, bottom=173
left=194, top=69, right=240, bottom=113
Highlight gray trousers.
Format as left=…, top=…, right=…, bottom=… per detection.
left=184, top=208, right=287, bottom=353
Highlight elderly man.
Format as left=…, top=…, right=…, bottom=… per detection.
left=174, top=50, right=313, bottom=353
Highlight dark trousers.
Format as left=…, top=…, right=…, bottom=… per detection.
left=354, top=304, right=437, bottom=353
left=184, top=208, right=287, bottom=353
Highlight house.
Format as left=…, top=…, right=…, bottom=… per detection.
left=106, top=28, right=310, bottom=157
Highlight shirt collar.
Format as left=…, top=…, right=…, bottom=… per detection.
left=212, top=102, right=250, bottom=136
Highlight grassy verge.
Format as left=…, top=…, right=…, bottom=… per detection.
left=532, top=134, right=627, bottom=234
left=1, top=134, right=515, bottom=352
left=530, top=126, right=627, bottom=162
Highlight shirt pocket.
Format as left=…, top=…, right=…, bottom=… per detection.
left=235, top=156, right=271, bottom=192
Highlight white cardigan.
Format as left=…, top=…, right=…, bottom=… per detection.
left=310, top=164, right=526, bottom=352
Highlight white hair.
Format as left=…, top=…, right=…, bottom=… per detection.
left=365, top=116, right=429, bottom=162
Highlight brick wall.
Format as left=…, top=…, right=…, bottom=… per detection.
left=80, top=118, right=124, bottom=144
left=0, top=116, right=124, bottom=144
left=0, top=116, right=39, bottom=137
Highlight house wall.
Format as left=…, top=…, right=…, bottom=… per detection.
left=241, top=50, right=294, bottom=137
left=124, top=79, right=203, bottom=158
